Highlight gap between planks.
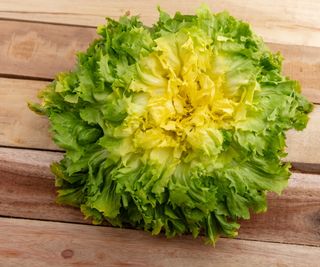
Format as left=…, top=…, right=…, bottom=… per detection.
left=0, top=216, right=319, bottom=267
left=0, top=147, right=319, bottom=247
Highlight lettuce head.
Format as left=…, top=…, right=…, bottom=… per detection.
left=29, top=7, right=313, bottom=244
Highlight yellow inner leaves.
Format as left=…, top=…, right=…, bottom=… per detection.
left=123, top=28, right=257, bottom=164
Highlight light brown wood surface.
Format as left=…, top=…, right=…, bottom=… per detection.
left=0, top=1, right=319, bottom=266
left=0, top=78, right=56, bottom=149
left=0, top=217, right=319, bottom=267
left=286, top=106, right=320, bottom=166
left=0, top=20, right=96, bottom=79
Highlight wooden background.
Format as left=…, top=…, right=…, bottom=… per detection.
left=0, top=0, right=319, bottom=266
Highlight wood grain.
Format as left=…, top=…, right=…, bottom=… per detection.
left=0, top=147, right=86, bottom=223
left=0, top=217, right=319, bottom=267
left=0, top=78, right=56, bottom=150
left=1, top=77, right=319, bottom=168
left=0, top=147, right=319, bottom=246
left=0, top=20, right=320, bottom=97
left=0, top=20, right=97, bottom=79
left=239, top=172, right=320, bottom=246
left=0, top=0, right=320, bottom=47
left=286, top=106, right=320, bottom=166
left=0, top=1, right=319, bottom=264
left=269, top=43, right=320, bottom=104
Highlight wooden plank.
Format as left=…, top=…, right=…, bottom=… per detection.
left=0, top=78, right=57, bottom=150
left=1, top=77, right=319, bottom=167
left=286, top=106, right=320, bottom=166
left=0, top=148, right=85, bottom=224
left=0, top=20, right=97, bottom=79
left=239, top=172, right=320, bottom=246
left=0, top=0, right=320, bottom=47
left=269, top=43, right=320, bottom=104
left=0, top=147, right=319, bottom=246
left=0, top=20, right=319, bottom=100
left=0, top=217, right=319, bottom=267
